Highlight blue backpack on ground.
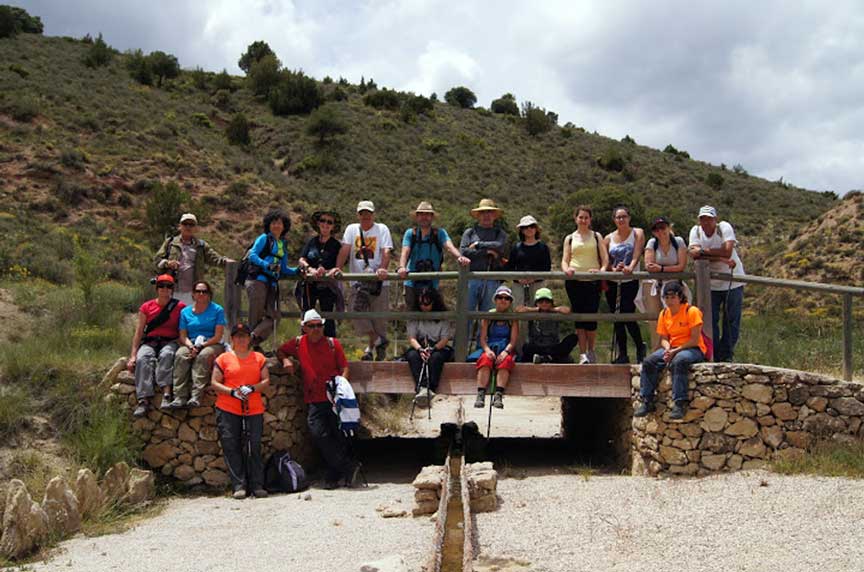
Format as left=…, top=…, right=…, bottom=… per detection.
left=264, top=450, right=308, bottom=493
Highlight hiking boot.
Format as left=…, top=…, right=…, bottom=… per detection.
left=612, top=354, right=630, bottom=364
left=322, top=480, right=341, bottom=490
left=578, top=353, right=590, bottom=365
left=414, top=388, right=434, bottom=408
left=186, top=398, right=200, bottom=408
left=252, top=489, right=269, bottom=498
left=636, top=343, right=647, bottom=363
left=361, top=348, right=374, bottom=361
left=374, top=338, right=389, bottom=361
left=159, top=395, right=173, bottom=410
left=133, top=400, right=149, bottom=418
left=492, top=392, right=504, bottom=409
left=232, top=488, right=247, bottom=500
left=167, top=397, right=187, bottom=409
left=473, top=391, right=486, bottom=408
left=669, top=401, right=688, bottom=421
left=633, top=401, right=655, bottom=417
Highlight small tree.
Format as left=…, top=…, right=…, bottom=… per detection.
left=145, top=181, right=189, bottom=244
left=706, top=172, right=724, bottom=190
left=0, top=6, right=15, bottom=38
left=0, top=5, right=42, bottom=38
left=238, top=40, right=275, bottom=74
left=126, top=49, right=152, bottom=85
left=306, top=105, right=348, bottom=145
left=401, top=93, right=434, bottom=122
left=490, top=93, right=519, bottom=116
left=148, top=51, right=180, bottom=88
left=522, top=101, right=553, bottom=136
left=83, top=33, right=113, bottom=68
left=268, top=70, right=322, bottom=115
left=444, top=86, right=477, bottom=109
left=213, top=69, right=234, bottom=91
left=247, top=53, right=281, bottom=97
left=226, top=113, right=251, bottom=146
left=363, top=88, right=401, bottom=111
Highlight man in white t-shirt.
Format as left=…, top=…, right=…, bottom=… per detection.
left=336, top=200, right=393, bottom=361
left=688, top=205, right=745, bottom=362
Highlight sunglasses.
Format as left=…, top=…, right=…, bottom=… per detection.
left=495, top=295, right=512, bottom=301
left=156, top=283, right=174, bottom=289
left=319, top=218, right=335, bottom=225
left=305, top=323, right=324, bottom=329
left=181, top=221, right=197, bottom=227
left=193, top=289, right=210, bottom=294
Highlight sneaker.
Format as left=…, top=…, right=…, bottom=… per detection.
left=633, top=401, right=655, bottom=417
left=578, top=353, right=590, bottom=365
left=374, top=338, right=389, bottom=361
left=612, top=354, right=630, bottom=364
left=361, top=348, right=374, bottom=361
left=232, top=488, right=247, bottom=499
left=133, top=400, right=148, bottom=418
left=473, top=391, right=486, bottom=408
left=532, top=354, right=552, bottom=364
left=414, top=388, right=434, bottom=408
left=159, top=395, right=173, bottom=410
left=492, top=392, right=504, bottom=409
left=252, top=489, right=269, bottom=498
left=669, top=401, right=688, bottom=420
left=587, top=350, right=597, bottom=364
left=186, top=398, right=200, bottom=408
left=323, top=480, right=340, bottom=490
left=167, top=397, right=187, bottom=409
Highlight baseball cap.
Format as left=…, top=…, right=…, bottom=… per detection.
left=356, top=200, right=375, bottom=213
left=493, top=285, right=513, bottom=300
left=154, top=273, right=174, bottom=284
left=517, top=215, right=539, bottom=228
left=698, top=206, right=717, bottom=218
left=534, top=287, right=554, bottom=302
left=179, top=213, right=198, bottom=224
left=230, top=322, right=252, bottom=337
left=650, top=216, right=670, bottom=230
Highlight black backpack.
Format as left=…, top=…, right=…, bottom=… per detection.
left=264, top=450, right=308, bottom=493
left=234, top=235, right=275, bottom=286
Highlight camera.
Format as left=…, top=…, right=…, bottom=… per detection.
left=415, top=259, right=435, bottom=273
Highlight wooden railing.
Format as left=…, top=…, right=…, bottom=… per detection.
left=223, top=260, right=864, bottom=380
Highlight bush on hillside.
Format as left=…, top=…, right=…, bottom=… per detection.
left=733, top=163, right=748, bottom=175
left=125, top=49, right=153, bottom=85
left=148, top=51, right=180, bottom=88
left=226, top=113, right=251, bottom=146
left=490, top=93, right=519, bottom=116
left=328, top=86, right=348, bottom=102
left=621, top=135, right=636, bottom=145
left=0, top=6, right=15, bottom=38
left=83, top=33, right=113, bottom=68
left=213, top=69, right=234, bottom=91
left=444, top=86, right=477, bottom=109
left=189, top=67, right=208, bottom=90
left=238, top=40, right=276, bottom=74
left=363, top=88, right=401, bottom=111
left=306, top=104, right=348, bottom=145
left=0, top=5, right=42, bottom=38
left=400, top=93, right=434, bottom=122
left=1, top=95, right=39, bottom=122
left=663, top=144, right=690, bottom=160
left=597, top=145, right=626, bottom=172
left=547, top=185, right=648, bottom=238
left=706, top=172, right=724, bottom=190
left=145, top=181, right=190, bottom=243
left=522, top=101, right=553, bottom=136
left=268, top=70, right=321, bottom=115
left=247, top=53, right=281, bottom=97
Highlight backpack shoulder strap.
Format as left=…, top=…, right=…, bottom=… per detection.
left=143, top=298, right=180, bottom=335
left=431, top=227, right=442, bottom=254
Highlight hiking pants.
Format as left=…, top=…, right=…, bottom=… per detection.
left=521, top=334, right=580, bottom=363
left=350, top=284, right=389, bottom=341
left=216, top=409, right=264, bottom=492
left=307, top=402, right=355, bottom=483
left=246, top=280, right=279, bottom=343
left=466, top=279, right=500, bottom=343
left=300, top=284, right=338, bottom=338
left=711, top=286, right=744, bottom=362
left=639, top=347, right=705, bottom=403
left=605, top=280, right=645, bottom=358
left=173, top=344, right=224, bottom=401
left=134, top=341, right=178, bottom=400
left=406, top=346, right=454, bottom=392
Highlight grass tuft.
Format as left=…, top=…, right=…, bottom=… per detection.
left=771, top=440, right=864, bottom=478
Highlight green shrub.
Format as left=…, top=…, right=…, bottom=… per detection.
left=706, top=172, right=724, bottom=190
left=83, top=33, right=113, bottom=68
left=148, top=51, right=180, bottom=87
left=213, top=69, right=234, bottom=91
left=60, top=148, right=87, bottom=170
left=0, top=5, right=14, bottom=38
left=1, top=95, right=39, bottom=122
left=53, top=180, right=88, bottom=205
left=329, top=86, right=348, bottom=102
left=522, top=101, right=553, bottom=136
left=238, top=40, right=276, bottom=74
left=226, top=113, right=251, bottom=146
left=67, top=406, right=140, bottom=475
left=247, top=53, right=281, bottom=97
left=733, top=163, right=748, bottom=175
left=268, top=70, right=322, bottom=115
left=621, top=135, right=636, bottom=145
left=363, top=88, right=401, bottom=111
left=0, top=5, right=42, bottom=38
left=548, top=185, right=647, bottom=238
left=306, top=104, right=348, bottom=145
left=211, top=89, right=232, bottom=110
left=0, top=385, right=31, bottom=441
left=444, top=86, right=477, bottom=109
left=145, top=181, right=189, bottom=242
left=597, top=145, right=626, bottom=172
left=8, top=63, right=28, bottom=78
left=400, top=93, right=434, bottom=122
left=423, top=138, right=448, bottom=153
left=189, top=66, right=208, bottom=90
left=125, top=49, right=152, bottom=85
left=490, top=93, right=519, bottom=116
left=190, top=112, right=212, bottom=128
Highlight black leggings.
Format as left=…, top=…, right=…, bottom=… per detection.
left=405, top=346, right=454, bottom=392
left=216, top=409, right=264, bottom=492
left=565, top=280, right=601, bottom=331
left=521, top=334, right=579, bottom=363
left=605, top=281, right=644, bottom=356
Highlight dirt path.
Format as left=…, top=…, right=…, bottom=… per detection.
left=402, top=396, right=562, bottom=438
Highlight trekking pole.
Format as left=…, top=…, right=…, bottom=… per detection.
left=486, top=367, right=497, bottom=439
left=423, top=359, right=432, bottom=420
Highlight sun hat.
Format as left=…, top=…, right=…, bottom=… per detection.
left=517, top=215, right=539, bottom=228
left=698, top=205, right=717, bottom=218
left=412, top=201, right=436, bottom=217
left=650, top=216, right=670, bottom=230
left=179, top=213, right=198, bottom=225
left=311, top=210, right=341, bottom=233
left=301, top=309, right=326, bottom=325
left=534, top=287, right=554, bottom=302
left=230, top=322, right=252, bottom=337
left=470, top=198, right=502, bottom=219
left=493, top=285, right=513, bottom=300
left=356, top=200, right=375, bottom=213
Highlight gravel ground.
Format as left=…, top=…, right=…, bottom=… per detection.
left=475, top=471, right=864, bottom=572
left=29, top=483, right=433, bottom=572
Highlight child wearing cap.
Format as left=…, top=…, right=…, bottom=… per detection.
left=516, top=288, right=579, bottom=364
left=471, top=285, right=518, bottom=409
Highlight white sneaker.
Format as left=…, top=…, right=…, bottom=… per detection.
left=579, top=353, right=590, bottom=365
left=414, top=389, right=435, bottom=408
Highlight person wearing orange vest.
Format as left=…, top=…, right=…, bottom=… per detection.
left=634, top=281, right=707, bottom=420
left=211, top=323, right=270, bottom=499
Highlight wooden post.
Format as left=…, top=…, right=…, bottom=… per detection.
left=694, top=259, right=713, bottom=345
left=843, top=293, right=853, bottom=381
left=454, top=265, right=470, bottom=362
left=223, top=261, right=240, bottom=331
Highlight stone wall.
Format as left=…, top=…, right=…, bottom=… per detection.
left=108, top=360, right=313, bottom=488
left=631, top=363, right=864, bottom=476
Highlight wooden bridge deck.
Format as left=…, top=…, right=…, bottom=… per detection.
left=347, top=362, right=632, bottom=398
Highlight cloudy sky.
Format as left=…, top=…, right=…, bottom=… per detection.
left=17, top=0, right=864, bottom=194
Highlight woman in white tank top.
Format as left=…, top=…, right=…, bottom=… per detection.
left=603, top=206, right=646, bottom=364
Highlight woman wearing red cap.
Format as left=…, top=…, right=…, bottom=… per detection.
left=127, top=274, right=186, bottom=417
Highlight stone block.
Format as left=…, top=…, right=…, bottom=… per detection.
left=202, top=469, right=230, bottom=488
left=727, top=454, right=743, bottom=470
left=806, top=396, right=828, bottom=412
left=0, top=480, right=49, bottom=560
left=690, top=396, right=715, bottom=411
left=738, top=436, right=766, bottom=458
left=725, top=419, right=758, bottom=438
left=102, top=462, right=131, bottom=503
left=701, top=453, right=726, bottom=470
left=757, top=415, right=775, bottom=426
left=199, top=426, right=218, bottom=442
left=679, top=423, right=703, bottom=438
left=412, top=465, right=444, bottom=490
left=414, top=489, right=438, bottom=503
left=124, top=469, right=155, bottom=505
left=207, top=457, right=227, bottom=471
left=173, top=464, right=196, bottom=481
left=701, top=407, right=728, bottom=432
left=700, top=384, right=737, bottom=400
left=830, top=397, right=864, bottom=416
left=741, top=384, right=773, bottom=404
left=788, top=385, right=810, bottom=406
left=659, top=445, right=687, bottom=465
left=669, top=463, right=699, bottom=475
left=803, top=413, right=846, bottom=435
left=760, top=425, right=784, bottom=449
left=74, top=469, right=103, bottom=519
left=700, top=432, right=737, bottom=454
left=785, top=431, right=812, bottom=450
left=412, top=500, right=438, bottom=516
left=178, top=423, right=197, bottom=443
left=142, top=442, right=178, bottom=468
left=742, top=460, right=767, bottom=470
left=771, top=402, right=797, bottom=421
left=41, top=476, right=81, bottom=536
left=470, top=493, right=498, bottom=513
left=773, top=447, right=805, bottom=462
left=735, top=400, right=757, bottom=418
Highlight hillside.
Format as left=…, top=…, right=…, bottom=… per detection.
left=0, top=32, right=838, bottom=283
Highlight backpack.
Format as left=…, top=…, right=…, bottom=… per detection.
left=409, top=227, right=442, bottom=257
left=647, top=235, right=685, bottom=252
left=264, top=450, right=308, bottom=493
left=234, top=235, right=275, bottom=286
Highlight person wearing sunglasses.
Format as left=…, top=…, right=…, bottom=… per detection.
left=296, top=210, right=345, bottom=338
left=128, top=274, right=185, bottom=417
left=644, top=216, right=689, bottom=349
left=471, top=285, right=518, bottom=409
left=168, top=281, right=226, bottom=408
left=405, top=287, right=454, bottom=408
left=505, top=215, right=551, bottom=351
left=155, top=213, right=233, bottom=306
left=634, top=281, right=707, bottom=420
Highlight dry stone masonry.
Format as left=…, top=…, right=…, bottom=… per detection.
left=410, top=462, right=499, bottom=517
left=107, top=359, right=313, bottom=487
left=631, top=363, right=864, bottom=477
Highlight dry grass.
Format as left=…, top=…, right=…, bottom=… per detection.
left=771, top=439, right=864, bottom=478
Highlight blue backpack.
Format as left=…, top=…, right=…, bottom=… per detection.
left=264, top=450, right=308, bottom=493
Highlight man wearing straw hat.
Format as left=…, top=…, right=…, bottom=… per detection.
left=397, top=201, right=470, bottom=309
left=460, top=199, right=508, bottom=341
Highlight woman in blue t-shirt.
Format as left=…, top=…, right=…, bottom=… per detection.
left=167, top=281, right=226, bottom=408
left=246, top=209, right=298, bottom=348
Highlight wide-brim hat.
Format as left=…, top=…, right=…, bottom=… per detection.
left=311, top=210, right=341, bottom=233
left=412, top=201, right=436, bottom=217
left=470, top=198, right=502, bottom=219
left=301, top=309, right=326, bottom=325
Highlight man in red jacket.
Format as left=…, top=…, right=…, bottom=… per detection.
left=277, top=310, right=360, bottom=488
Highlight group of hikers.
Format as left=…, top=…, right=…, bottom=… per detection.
left=127, top=198, right=746, bottom=495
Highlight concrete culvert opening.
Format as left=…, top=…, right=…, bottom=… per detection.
left=560, top=397, right=632, bottom=472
